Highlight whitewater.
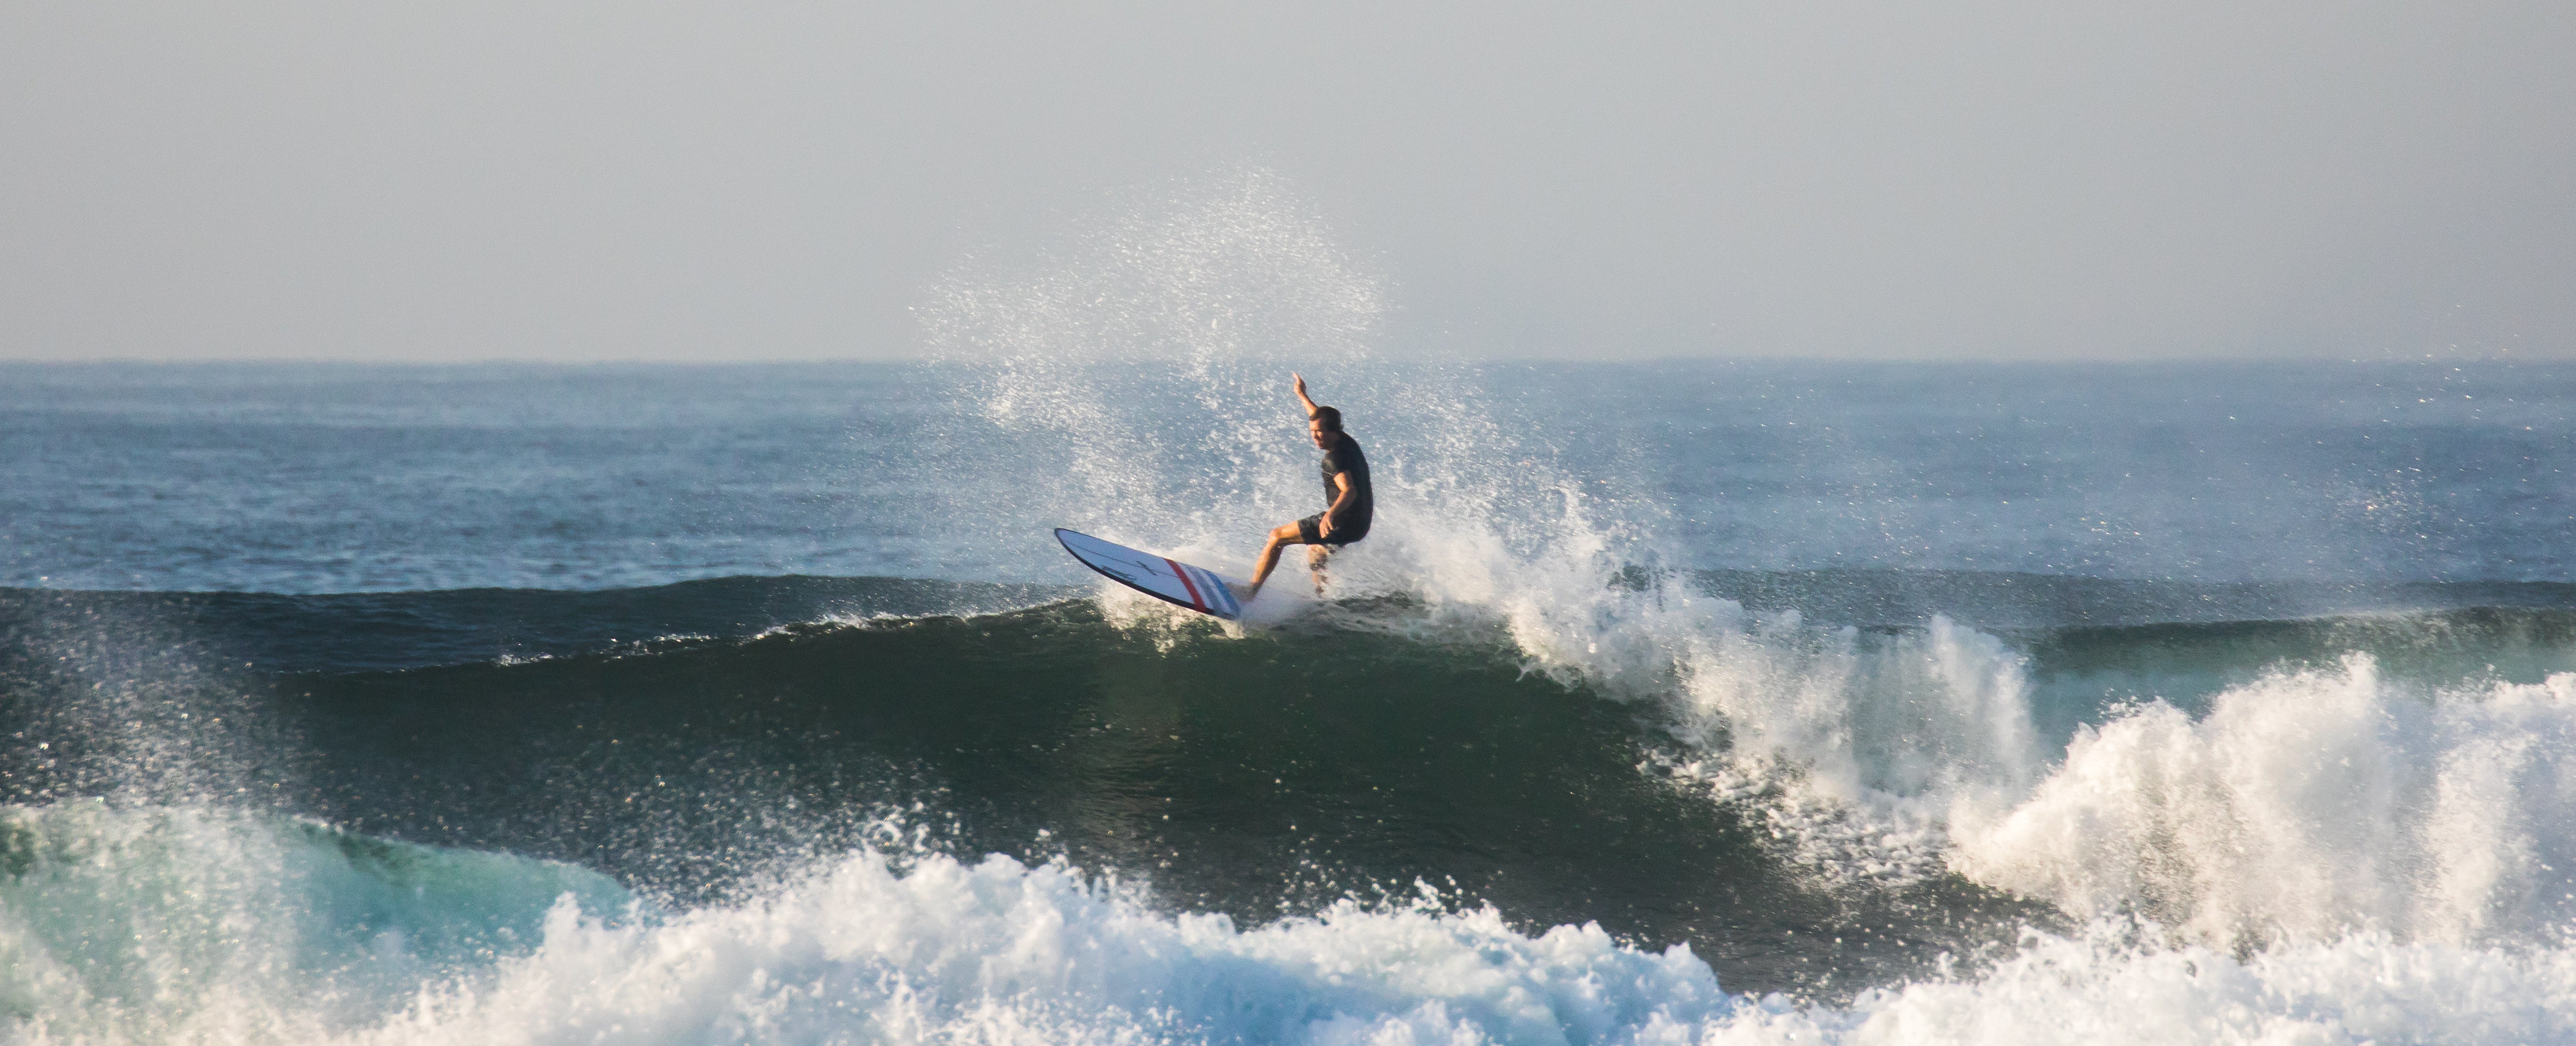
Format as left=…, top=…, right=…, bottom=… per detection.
left=8, top=173, right=2576, bottom=1043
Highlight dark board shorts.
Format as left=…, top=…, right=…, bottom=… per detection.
left=1297, top=512, right=1368, bottom=547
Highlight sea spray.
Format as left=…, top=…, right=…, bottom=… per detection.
left=919, top=166, right=1386, bottom=570
left=918, top=166, right=1654, bottom=614
left=914, top=166, right=2045, bottom=896
left=0, top=593, right=311, bottom=813
left=915, top=166, right=1682, bottom=694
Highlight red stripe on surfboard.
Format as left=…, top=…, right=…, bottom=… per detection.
left=1165, top=558, right=1208, bottom=611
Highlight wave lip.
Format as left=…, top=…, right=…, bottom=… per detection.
left=0, top=576, right=1074, bottom=675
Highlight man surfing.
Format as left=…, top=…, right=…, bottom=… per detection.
left=1240, top=373, right=1372, bottom=600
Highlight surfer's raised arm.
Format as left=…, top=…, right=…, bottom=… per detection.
left=1293, top=373, right=1320, bottom=419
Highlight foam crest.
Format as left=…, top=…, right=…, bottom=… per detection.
left=370, top=849, right=1733, bottom=1046
left=1665, top=614, right=2038, bottom=804
left=1630, top=608, right=2040, bottom=886
left=1950, top=657, right=2576, bottom=948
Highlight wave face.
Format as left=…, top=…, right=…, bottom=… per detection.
left=6, top=591, right=1969, bottom=988
left=14, top=579, right=2576, bottom=1040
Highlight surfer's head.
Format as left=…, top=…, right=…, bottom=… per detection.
left=1308, top=405, right=1343, bottom=447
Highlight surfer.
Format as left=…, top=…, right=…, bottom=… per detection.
left=1241, top=373, right=1372, bottom=600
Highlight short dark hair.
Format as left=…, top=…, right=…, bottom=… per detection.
left=1310, top=405, right=1343, bottom=432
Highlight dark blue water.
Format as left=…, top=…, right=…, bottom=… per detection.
left=1, top=363, right=931, bottom=591
left=8, top=359, right=2570, bottom=594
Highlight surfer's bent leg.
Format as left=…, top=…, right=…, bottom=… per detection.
left=1244, top=521, right=1308, bottom=599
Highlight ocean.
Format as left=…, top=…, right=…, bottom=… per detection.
left=7, top=346, right=2576, bottom=1044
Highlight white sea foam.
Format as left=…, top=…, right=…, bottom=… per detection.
left=363, top=847, right=1732, bottom=1046
left=14, top=803, right=2576, bottom=1045
left=355, top=853, right=2576, bottom=1046
left=1711, top=920, right=2576, bottom=1046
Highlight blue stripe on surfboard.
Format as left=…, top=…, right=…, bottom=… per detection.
left=1189, top=564, right=1239, bottom=619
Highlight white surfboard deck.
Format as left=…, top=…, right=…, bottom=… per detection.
left=1054, top=528, right=1244, bottom=621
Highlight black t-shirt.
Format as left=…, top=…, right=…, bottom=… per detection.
left=1320, top=433, right=1373, bottom=531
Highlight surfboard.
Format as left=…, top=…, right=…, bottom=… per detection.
left=1054, top=528, right=1244, bottom=621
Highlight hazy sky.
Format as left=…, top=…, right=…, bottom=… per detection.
left=4, top=2, right=2570, bottom=362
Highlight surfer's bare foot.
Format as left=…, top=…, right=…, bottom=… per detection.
left=1234, top=580, right=1260, bottom=601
